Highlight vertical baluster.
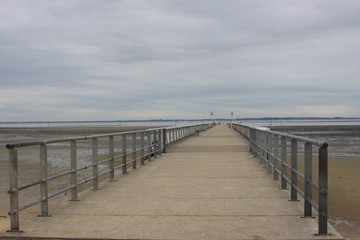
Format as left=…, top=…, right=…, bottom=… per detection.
left=141, top=132, right=145, bottom=165
left=39, top=144, right=50, bottom=216
left=8, top=148, right=20, bottom=231
left=273, top=135, right=279, bottom=180
left=109, top=136, right=115, bottom=181
left=147, top=131, right=152, bottom=161
left=290, top=139, right=298, bottom=201
left=70, top=140, right=78, bottom=201
left=267, top=133, right=272, bottom=173
left=122, top=135, right=127, bottom=173
left=92, top=138, right=100, bottom=190
left=304, top=142, right=312, bottom=217
left=162, top=129, right=167, bottom=153
left=158, top=130, right=162, bottom=155
left=153, top=130, right=157, bottom=158
left=132, top=133, right=137, bottom=169
left=281, top=136, right=287, bottom=189
left=318, top=144, right=328, bottom=235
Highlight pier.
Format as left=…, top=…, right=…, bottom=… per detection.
left=1, top=124, right=343, bottom=239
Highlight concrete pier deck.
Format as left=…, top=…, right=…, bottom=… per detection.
left=0, top=125, right=343, bottom=239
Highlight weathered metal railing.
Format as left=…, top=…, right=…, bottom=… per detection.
left=232, top=123, right=329, bottom=235
left=5, top=123, right=212, bottom=231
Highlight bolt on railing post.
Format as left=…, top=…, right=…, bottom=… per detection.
left=122, top=135, right=127, bottom=174
left=132, top=133, right=137, bottom=169
left=147, top=131, right=152, bottom=161
left=70, top=140, right=78, bottom=201
left=318, top=145, right=328, bottom=235
left=92, top=139, right=100, bottom=190
left=290, top=139, right=298, bottom=201
left=141, top=132, right=145, bottom=165
left=8, top=148, right=20, bottom=231
left=109, top=136, right=115, bottom=181
left=39, top=144, right=50, bottom=216
left=280, top=136, right=287, bottom=189
left=273, top=135, right=279, bottom=180
left=304, top=142, right=312, bottom=217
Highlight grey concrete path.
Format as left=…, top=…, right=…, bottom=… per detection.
left=0, top=125, right=343, bottom=240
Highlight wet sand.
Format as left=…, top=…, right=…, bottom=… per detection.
left=1, top=125, right=360, bottom=238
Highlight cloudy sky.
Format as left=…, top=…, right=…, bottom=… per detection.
left=1, top=0, right=359, bottom=121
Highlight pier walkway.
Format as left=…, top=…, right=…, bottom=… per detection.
left=0, top=125, right=342, bottom=239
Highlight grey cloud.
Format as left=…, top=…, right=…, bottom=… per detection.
left=1, top=0, right=360, bottom=120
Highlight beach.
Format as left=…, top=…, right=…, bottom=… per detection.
left=1, top=125, right=360, bottom=238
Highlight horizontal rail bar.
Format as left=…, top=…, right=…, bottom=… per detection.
left=17, top=180, right=43, bottom=191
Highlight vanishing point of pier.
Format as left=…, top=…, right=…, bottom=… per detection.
left=1, top=124, right=343, bottom=239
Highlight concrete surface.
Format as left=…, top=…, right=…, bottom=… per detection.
left=0, top=125, right=344, bottom=240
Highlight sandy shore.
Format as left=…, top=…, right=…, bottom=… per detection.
left=1, top=125, right=360, bottom=238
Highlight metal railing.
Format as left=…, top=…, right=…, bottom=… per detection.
left=232, top=123, right=329, bottom=235
left=5, top=123, right=212, bottom=231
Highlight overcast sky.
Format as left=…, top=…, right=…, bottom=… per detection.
left=1, top=0, right=360, bottom=121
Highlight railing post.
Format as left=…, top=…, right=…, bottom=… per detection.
left=92, top=138, right=100, bottom=190
left=318, top=144, right=328, bottom=235
left=141, top=132, right=145, bottom=165
left=273, top=135, right=279, bottom=180
left=39, top=144, right=50, bottom=216
left=109, top=136, right=115, bottom=181
left=122, top=135, right=127, bottom=173
left=70, top=140, right=78, bottom=201
left=147, top=131, right=152, bottom=161
left=249, top=129, right=254, bottom=153
left=267, top=133, right=272, bottom=173
left=153, top=130, right=157, bottom=158
left=262, top=132, right=266, bottom=165
left=162, top=129, right=166, bottom=153
left=158, top=130, right=162, bottom=155
left=8, top=148, right=20, bottom=231
left=132, top=133, right=137, bottom=169
left=280, top=136, right=287, bottom=189
left=290, top=139, right=298, bottom=201
left=304, top=142, right=312, bottom=217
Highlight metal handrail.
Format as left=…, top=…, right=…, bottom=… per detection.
left=5, top=123, right=213, bottom=231
left=232, top=123, right=328, bottom=235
